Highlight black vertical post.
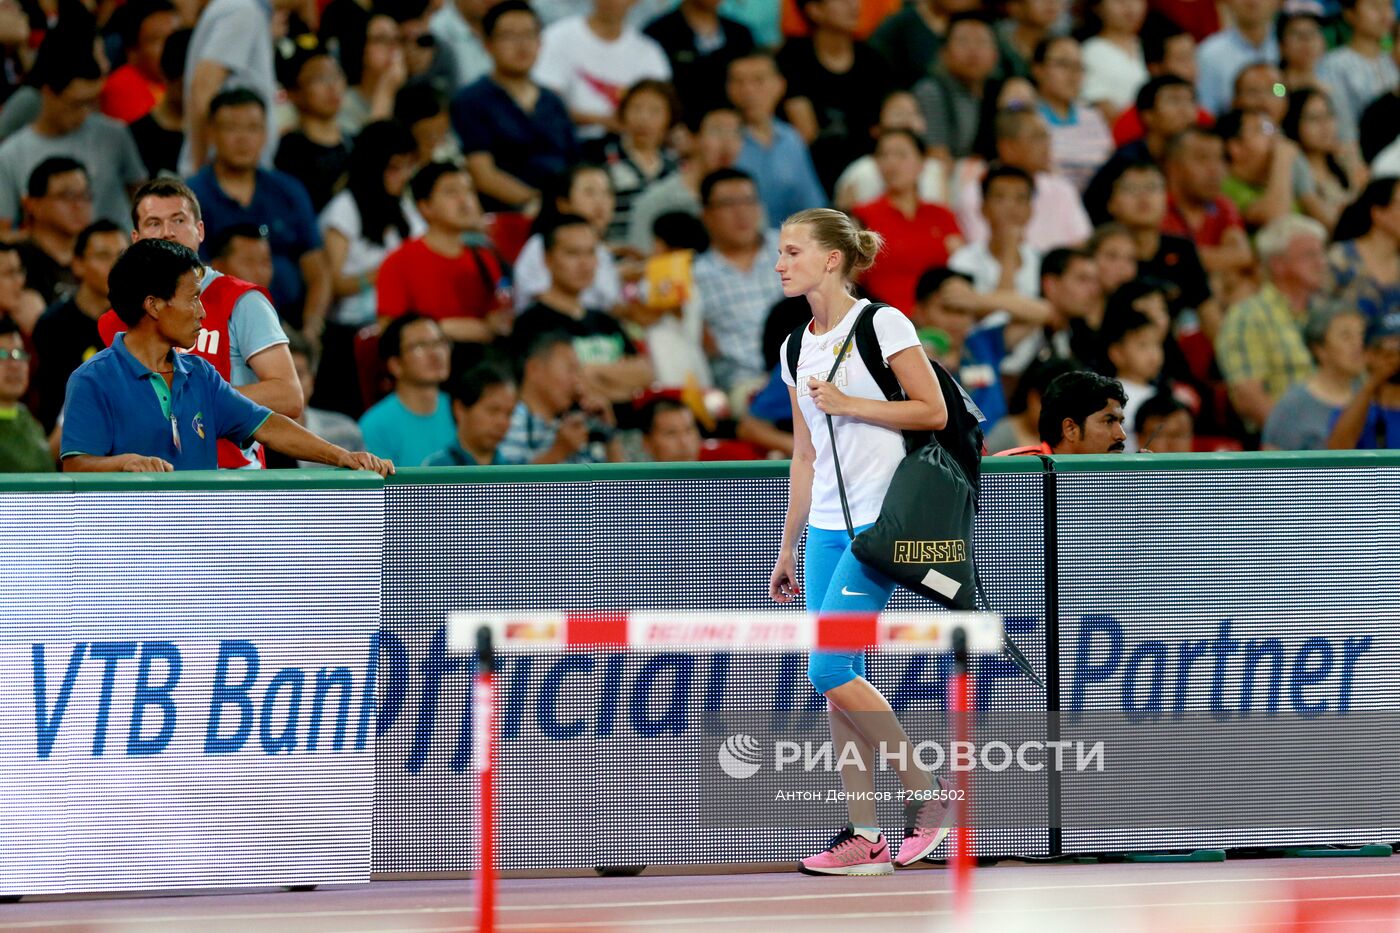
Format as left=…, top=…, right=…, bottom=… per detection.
left=951, top=626, right=969, bottom=675
left=475, top=625, right=498, bottom=933
left=476, top=625, right=497, bottom=675
left=1042, top=459, right=1062, bottom=858
left=948, top=625, right=973, bottom=916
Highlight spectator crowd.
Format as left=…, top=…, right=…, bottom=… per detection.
left=3, top=0, right=1400, bottom=472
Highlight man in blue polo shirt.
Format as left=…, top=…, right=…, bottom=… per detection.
left=60, top=238, right=394, bottom=475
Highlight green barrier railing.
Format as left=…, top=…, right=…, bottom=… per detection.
left=1043, top=449, right=1400, bottom=472
left=3, top=449, right=1398, bottom=494
left=0, top=470, right=384, bottom=494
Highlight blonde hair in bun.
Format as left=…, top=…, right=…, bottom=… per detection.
left=783, top=207, right=883, bottom=278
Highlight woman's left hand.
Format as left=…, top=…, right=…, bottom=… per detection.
left=807, top=378, right=854, bottom=417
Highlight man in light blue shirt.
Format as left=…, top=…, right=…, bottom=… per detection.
left=359, top=313, right=458, bottom=467
left=182, top=0, right=311, bottom=173
left=431, top=0, right=496, bottom=90
left=1195, top=0, right=1280, bottom=116
left=130, top=179, right=296, bottom=400
left=728, top=51, right=827, bottom=223
left=694, top=170, right=784, bottom=391
left=1316, top=0, right=1398, bottom=143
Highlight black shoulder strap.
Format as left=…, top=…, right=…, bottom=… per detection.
left=465, top=242, right=508, bottom=289
left=852, top=301, right=904, bottom=403
left=784, top=320, right=805, bottom=387
left=853, top=301, right=935, bottom=454
left=824, top=326, right=861, bottom=539
left=934, top=358, right=985, bottom=489
left=788, top=301, right=886, bottom=388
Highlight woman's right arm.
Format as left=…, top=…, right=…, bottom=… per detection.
left=771, top=386, right=813, bottom=602
left=784, top=388, right=815, bottom=548
left=784, top=98, right=819, bottom=144
left=324, top=229, right=367, bottom=299
left=1328, top=365, right=1394, bottom=449
left=1243, top=137, right=1300, bottom=228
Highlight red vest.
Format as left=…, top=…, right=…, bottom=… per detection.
left=994, top=442, right=1053, bottom=457
left=98, top=274, right=273, bottom=469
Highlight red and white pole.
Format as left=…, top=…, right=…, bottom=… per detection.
left=948, top=627, right=974, bottom=923
left=474, top=626, right=498, bottom=933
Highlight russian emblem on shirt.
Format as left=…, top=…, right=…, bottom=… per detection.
left=797, top=346, right=852, bottom=397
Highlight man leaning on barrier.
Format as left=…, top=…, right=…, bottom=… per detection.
left=59, top=239, right=395, bottom=476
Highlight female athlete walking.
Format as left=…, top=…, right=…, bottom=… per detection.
left=769, top=208, right=954, bottom=876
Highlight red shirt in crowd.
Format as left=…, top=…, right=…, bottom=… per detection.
left=99, top=64, right=164, bottom=124
left=1150, top=0, right=1221, bottom=42
left=1112, top=104, right=1213, bottom=148
left=1162, top=193, right=1245, bottom=248
left=376, top=238, right=503, bottom=321
left=851, top=195, right=962, bottom=314
left=780, top=0, right=897, bottom=38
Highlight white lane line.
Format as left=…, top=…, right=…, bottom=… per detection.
left=0, top=911, right=459, bottom=930
left=1226, top=920, right=1400, bottom=931
left=493, top=894, right=1400, bottom=929
left=487, top=869, right=1400, bottom=910
left=0, top=871, right=1395, bottom=929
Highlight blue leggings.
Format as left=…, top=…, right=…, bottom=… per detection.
left=804, top=524, right=898, bottom=694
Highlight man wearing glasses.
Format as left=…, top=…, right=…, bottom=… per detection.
left=358, top=313, right=457, bottom=468
left=694, top=168, right=783, bottom=392
left=60, top=238, right=393, bottom=476
left=0, top=317, right=53, bottom=472
left=0, top=49, right=147, bottom=231
left=15, top=158, right=94, bottom=305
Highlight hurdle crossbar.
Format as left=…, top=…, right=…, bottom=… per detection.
left=447, top=609, right=1003, bottom=654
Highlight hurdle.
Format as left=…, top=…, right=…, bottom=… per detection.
left=447, top=610, right=1004, bottom=933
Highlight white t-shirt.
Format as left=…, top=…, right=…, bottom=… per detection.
left=781, top=301, right=921, bottom=531
left=1121, top=377, right=1155, bottom=452
left=1372, top=137, right=1400, bottom=178
left=532, top=16, right=671, bottom=138
left=834, top=155, right=948, bottom=207
left=954, top=172, right=1093, bottom=251
left=1080, top=37, right=1148, bottom=112
left=179, top=0, right=278, bottom=173
left=512, top=233, right=622, bottom=312
left=948, top=241, right=1042, bottom=298
left=319, top=191, right=427, bottom=327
